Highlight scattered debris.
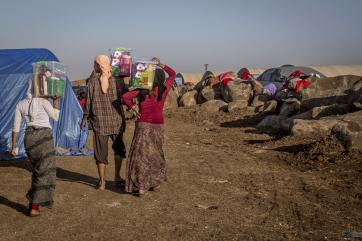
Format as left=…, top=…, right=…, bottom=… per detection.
left=195, top=204, right=219, bottom=210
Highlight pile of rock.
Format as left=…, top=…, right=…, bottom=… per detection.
left=176, top=72, right=276, bottom=114
left=165, top=71, right=362, bottom=151
left=256, top=75, right=362, bottom=151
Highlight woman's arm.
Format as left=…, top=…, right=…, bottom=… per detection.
left=161, top=65, right=176, bottom=91
left=151, top=57, right=176, bottom=91
left=11, top=106, right=22, bottom=156
left=13, top=106, right=22, bottom=133
left=122, top=90, right=139, bottom=109
left=42, top=99, right=60, bottom=121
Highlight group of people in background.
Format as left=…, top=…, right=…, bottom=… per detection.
left=11, top=55, right=175, bottom=217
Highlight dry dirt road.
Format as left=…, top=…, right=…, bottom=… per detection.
left=1, top=108, right=361, bottom=241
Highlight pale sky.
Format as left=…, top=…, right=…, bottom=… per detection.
left=1, top=0, right=362, bottom=80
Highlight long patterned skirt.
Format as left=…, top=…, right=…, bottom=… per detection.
left=24, top=127, right=56, bottom=207
left=125, top=122, right=167, bottom=193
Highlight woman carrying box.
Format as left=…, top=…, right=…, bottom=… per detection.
left=122, top=57, right=175, bottom=196
left=11, top=82, right=60, bottom=217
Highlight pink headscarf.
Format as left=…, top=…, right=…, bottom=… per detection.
left=95, top=55, right=112, bottom=94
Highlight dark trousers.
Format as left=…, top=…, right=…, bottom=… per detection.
left=93, top=132, right=126, bottom=165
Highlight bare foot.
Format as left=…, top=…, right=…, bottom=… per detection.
left=96, top=180, right=106, bottom=190
left=138, top=189, right=147, bottom=196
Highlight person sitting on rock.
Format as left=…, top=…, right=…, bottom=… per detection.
left=194, top=71, right=216, bottom=91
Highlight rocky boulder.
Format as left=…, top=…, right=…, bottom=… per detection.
left=174, top=85, right=193, bottom=100
left=290, top=119, right=340, bottom=136
left=164, top=89, right=179, bottom=110
left=301, top=75, right=362, bottom=109
left=200, top=100, right=228, bottom=113
left=332, top=110, right=362, bottom=151
left=228, top=100, right=249, bottom=112
left=281, top=104, right=356, bottom=132
left=179, top=90, right=198, bottom=107
left=311, top=104, right=352, bottom=119
left=256, top=115, right=287, bottom=134
left=348, top=79, right=362, bottom=109
left=221, top=79, right=253, bottom=103
left=201, top=84, right=222, bottom=101
left=279, top=102, right=300, bottom=117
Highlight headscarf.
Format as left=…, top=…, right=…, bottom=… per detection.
left=237, top=68, right=251, bottom=80
left=287, top=70, right=308, bottom=80
left=202, top=71, right=214, bottom=85
left=95, top=55, right=112, bottom=94
left=220, top=72, right=234, bottom=87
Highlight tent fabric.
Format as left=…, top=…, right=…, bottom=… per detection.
left=0, top=48, right=90, bottom=160
left=257, top=66, right=326, bottom=84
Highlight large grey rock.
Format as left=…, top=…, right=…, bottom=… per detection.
left=228, top=100, right=249, bottom=112
left=201, top=85, right=222, bottom=101
left=301, top=75, right=362, bottom=109
left=348, top=79, right=362, bottom=109
left=348, top=79, right=362, bottom=103
left=311, top=104, right=351, bottom=119
left=331, top=110, right=362, bottom=150
left=282, top=104, right=352, bottom=131
left=164, top=89, right=178, bottom=110
left=175, top=85, right=193, bottom=99
left=279, top=102, right=300, bottom=117
left=179, top=90, right=197, bottom=107
left=256, top=115, right=287, bottom=133
left=290, top=119, right=339, bottom=136
left=200, top=100, right=228, bottom=113
left=281, top=110, right=313, bottom=132
left=221, top=79, right=253, bottom=103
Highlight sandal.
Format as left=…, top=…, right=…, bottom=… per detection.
left=28, top=203, right=40, bottom=217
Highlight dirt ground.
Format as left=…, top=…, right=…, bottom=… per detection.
left=1, top=107, right=361, bottom=241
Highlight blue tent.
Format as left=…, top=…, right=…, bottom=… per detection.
left=0, top=48, right=90, bottom=160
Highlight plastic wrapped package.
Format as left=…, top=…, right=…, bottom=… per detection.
left=110, top=47, right=132, bottom=77
left=130, top=58, right=156, bottom=89
left=32, top=61, right=67, bottom=97
left=175, top=77, right=183, bottom=86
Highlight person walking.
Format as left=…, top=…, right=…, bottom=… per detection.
left=11, top=82, right=60, bottom=217
left=81, top=55, right=126, bottom=190
left=122, top=57, right=175, bottom=196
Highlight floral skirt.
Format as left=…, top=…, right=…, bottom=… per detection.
left=125, top=122, right=167, bottom=193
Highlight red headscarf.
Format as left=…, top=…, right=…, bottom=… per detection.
left=220, top=72, right=234, bottom=87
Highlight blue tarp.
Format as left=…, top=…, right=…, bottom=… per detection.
left=0, top=48, right=90, bottom=160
